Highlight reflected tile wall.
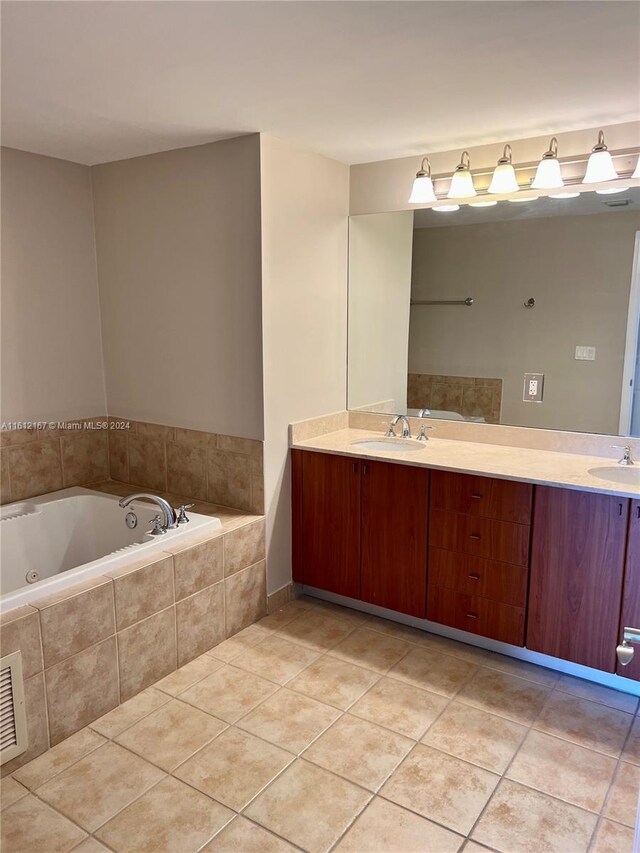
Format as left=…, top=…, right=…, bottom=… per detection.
left=407, top=374, right=502, bottom=424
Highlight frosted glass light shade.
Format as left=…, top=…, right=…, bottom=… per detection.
left=408, top=174, right=437, bottom=203
left=633, top=156, right=640, bottom=178
left=447, top=169, right=476, bottom=198
left=583, top=149, right=618, bottom=183
left=488, top=163, right=519, bottom=194
left=469, top=199, right=498, bottom=207
left=550, top=191, right=580, bottom=199
left=433, top=204, right=460, bottom=212
left=596, top=186, right=629, bottom=195
left=532, top=157, right=563, bottom=189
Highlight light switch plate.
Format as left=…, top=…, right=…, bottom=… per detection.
left=575, top=345, right=596, bottom=361
left=524, top=373, right=544, bottom=402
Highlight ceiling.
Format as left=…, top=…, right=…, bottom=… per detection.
left=1, top=1, right=639, bottom=166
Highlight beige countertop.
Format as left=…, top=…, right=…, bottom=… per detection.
left=292, top=428, right=640, bottom=499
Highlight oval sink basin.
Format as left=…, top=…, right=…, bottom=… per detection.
left=351, top=438, right=426, bottom=453
left=588, top=466, right=640, bottom=487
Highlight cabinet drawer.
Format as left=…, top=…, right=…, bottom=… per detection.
left=427, top=585, right=525, bottom=646
left=430, top=470, right=532, bottom=525
left=430, top=509, right=530, bottom=567
left=429, top=547, right=528, bottom=608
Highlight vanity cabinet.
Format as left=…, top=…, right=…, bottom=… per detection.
left=361, top=460, right=429, bottom=617
left=292, top=451, right=428, bottom=617
left=617, top=500, right=640, bottom=680
left=427, top=470, right=532, bottom=646
left=292, top=449, right=637, bottom=678
left=291, top=450, right=361, bottom=599
left=527, top=487, right=630, bottom=672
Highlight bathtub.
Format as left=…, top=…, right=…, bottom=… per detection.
left=0, top=487, right=221, bottom=612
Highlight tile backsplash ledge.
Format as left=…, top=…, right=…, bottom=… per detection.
left=1, top=417, right=264, bottom=513
left=290, top=410, right=640, bottom=460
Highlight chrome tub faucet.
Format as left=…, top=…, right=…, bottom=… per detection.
left=119, top=493, right=178, bottom=532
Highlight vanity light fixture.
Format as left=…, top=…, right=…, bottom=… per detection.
left=583, top=130, right=626, bottom=193
left=468, top=200, right=498, bottom=207
left=433, top=203, right=460, bottom=212
left=532, top=137, right=564, bottom=189
left=488, top=144, right=520, bottom=195
left=633, top=156, right=640, bottom=179
left=447, top=151, right=476, bottom=198
left=408, top=157, right=437, bottom=203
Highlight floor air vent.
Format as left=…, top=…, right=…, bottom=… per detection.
left=0, top=651, right=28, bottom=765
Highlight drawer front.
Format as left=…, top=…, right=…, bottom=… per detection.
left=430, top=470, right=532, bottom=525
left=427, top=585, right=525, bottom=646
left=429, top=547, right=528, bottom=608
left=430, top=509, right=530, bottom=567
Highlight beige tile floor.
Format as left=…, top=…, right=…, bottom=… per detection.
left=2, top=596, right=639, bottom=853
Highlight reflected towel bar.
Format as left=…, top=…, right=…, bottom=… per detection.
left=411, top=297, right=474, bottom=306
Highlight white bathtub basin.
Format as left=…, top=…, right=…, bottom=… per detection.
left=0, top=487, right=221, bottom=612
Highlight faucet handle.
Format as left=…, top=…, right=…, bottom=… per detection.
left=148, top=514, right=166, bottom=535
left=385, top=422, right=397, bottom=438
left=176, top=504, right=194, bottom=524
left=611, top=445, right=634, bottom=465
left=417, top=425, right=434, bottom=442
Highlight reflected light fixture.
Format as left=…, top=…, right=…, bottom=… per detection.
left=634, top=156, right=640, bottom=179
left=532, top=137, right=564, bottom=189
left=408, top=157, right=437, bottom=203
left=447, top=151, right=476, bottom=198
left=433, top=204, right=460, bottom=212
left=488, top=144, right=520, bottom=195
left=469, top=199, right=498, bottom=207
left=583, top=130, right=622, bottom=192
left=550, top=190, right=580, bottom=199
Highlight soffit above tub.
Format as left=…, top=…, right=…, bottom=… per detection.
left=1, top=1, right=639, bottom=166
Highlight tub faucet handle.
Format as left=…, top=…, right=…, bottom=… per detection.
left=176, top=504, right=194, bottom=524
left=148, top=514, right=166, bottom=536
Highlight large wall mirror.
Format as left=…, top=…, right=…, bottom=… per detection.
left=348, top=189, right=640, bottom=437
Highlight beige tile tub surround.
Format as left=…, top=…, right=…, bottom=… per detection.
left=0, top=513, right=266, bottom=774
left=0, top=418, right=109, bottom=503
left=4, top=597, right=640, bottom=852
left=1, top=417, right=264, bottom=514
left=407, top=373, right=503, bottom=423
left=108, top=418, right=264, bottom=514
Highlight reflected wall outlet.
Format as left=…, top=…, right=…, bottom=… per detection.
left=524, top=373, right=544, bottom=402
left=575, top=346, right=596, bottom=361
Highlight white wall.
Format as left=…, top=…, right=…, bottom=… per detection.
left=91, top=135, right=264, bottom=438
left=348, top=212, right=414, bottom=411
left=1, top=147, right=106, bottom=422
left=409, top=212, right=640, bottom=434
left=260, top=135, right=349, bottom=594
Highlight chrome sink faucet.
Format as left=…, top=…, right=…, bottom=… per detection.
left=611, top=445, right=635, bottom=466
left=119, top=493, right=178, bottom=531
left=418, top=407, right=432, bottom=418
left=386, top=415, right=411, bottom=439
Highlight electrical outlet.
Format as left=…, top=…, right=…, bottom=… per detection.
left=575, top=346, right=596, bottom=361
left=524, top=373, right=544, bottom=402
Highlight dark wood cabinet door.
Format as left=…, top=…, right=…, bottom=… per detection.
left=292, top=450, right=361, bottom=599
left=618, top=500, right=640, bottom=680
left=527, top=487, right=629, bottom=672
left=361, top=460, right=429, bottom=617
